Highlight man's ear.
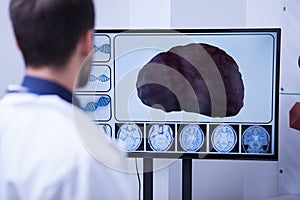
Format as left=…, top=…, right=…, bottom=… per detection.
left=79, top=29, right=94, bottom=57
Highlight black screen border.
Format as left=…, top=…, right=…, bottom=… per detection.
left=94, top=28, right=281, bottom=161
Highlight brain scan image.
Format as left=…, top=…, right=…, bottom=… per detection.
left=242, top=125, right=270, bottom=153
left=211, top=124, right=237, bottom=153
left=136, top=43, right=244, bottom=117
left=117, top=123, right=142, bottom=152
left=148, top=124, right=174, bottom=151
left=179, top=124, right=204, bottom=152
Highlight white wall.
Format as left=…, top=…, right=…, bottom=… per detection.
left=171, top=0, right=247, bottom=28
left=0, top=0, right=24, bottom=98
left=278, top=0, right=300, bottom=196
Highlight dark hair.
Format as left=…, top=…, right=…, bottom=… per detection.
left=9, top=0, right=95, bottom=68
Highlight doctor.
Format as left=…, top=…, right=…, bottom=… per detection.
left=0, top=0, right=136, bottom=199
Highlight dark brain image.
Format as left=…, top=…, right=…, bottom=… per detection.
left=136, top=43, right=244, bottom=117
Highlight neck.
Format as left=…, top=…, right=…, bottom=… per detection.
left=26, top=63, right=78, bottom=93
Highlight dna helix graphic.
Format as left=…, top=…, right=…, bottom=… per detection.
left=103, top=124, right=109, bottom=134
left=94, top=44, right=110, bottom=54
left=101, top=124, right=111, bottom=137
left=88, top=74, right=110, bottom=82
left=82, top=96, right=111, bottom=112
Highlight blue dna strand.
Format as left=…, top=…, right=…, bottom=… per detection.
left=103, top=124, right=109, bottom=135
left=100, top=124, right=111, bottom=137
left=88, top=74, right=110, bottom=82
left=82, top=96, right=110, bottom=112
left=94, top=44, right=110, bottom=54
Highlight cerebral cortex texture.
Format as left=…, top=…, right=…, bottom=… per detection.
left=136, top=43, right=244, bottom=117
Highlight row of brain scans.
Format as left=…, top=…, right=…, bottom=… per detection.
left=115, top=123, right=271, bottom=154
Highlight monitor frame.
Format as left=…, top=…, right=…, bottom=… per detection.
left=87, top=28, right=281, bottom=161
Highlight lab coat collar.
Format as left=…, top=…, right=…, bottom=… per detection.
left=21, top=75, right=80, bottom=107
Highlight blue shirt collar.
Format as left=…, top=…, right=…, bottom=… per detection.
left=21, top=75, right=79, bottom=107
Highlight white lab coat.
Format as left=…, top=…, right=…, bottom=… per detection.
left=0, top=92, right=137, bottom=200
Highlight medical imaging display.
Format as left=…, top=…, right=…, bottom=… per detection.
left=75, top=29, right=280, bottom=160
left=211, top=124, right=237, bottom=153
left=81, top=96, right=111, bottom=112
left=77, top=64, right=111, bottom=92
left=136, top=43, right=244, bottom=117
left=242, top=125, right=271, bottom=153
left=77, top=95, right=111, bottom=121
left=148, top=124, right=174, bottom=151
left=179, top=124, right=204, bottom=152
left=88, top=74, right=110, bottom=83
left=117, top=123, right=143, bottom=151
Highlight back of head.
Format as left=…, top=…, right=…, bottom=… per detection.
left=10, top=0, right=95, bottom=69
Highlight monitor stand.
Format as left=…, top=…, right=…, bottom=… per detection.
left=143, top=158, right=192, bottom=200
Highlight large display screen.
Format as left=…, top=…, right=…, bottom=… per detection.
left=76, top=29, right=281, bottom=160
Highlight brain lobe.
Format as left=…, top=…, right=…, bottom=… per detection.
left=136, top=43, right=244, bottom=117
